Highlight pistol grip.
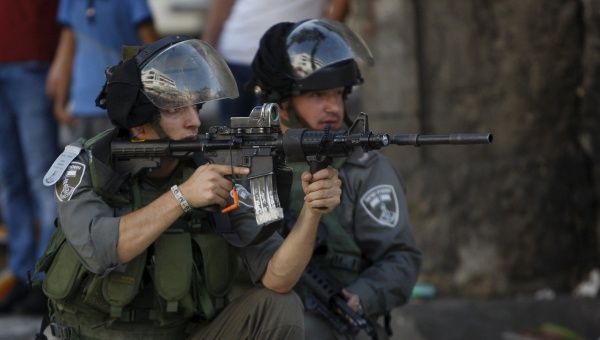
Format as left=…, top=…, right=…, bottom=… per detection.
left=308, top=156, right=332, bottom=174
left=221, top=188, right=240, bottom=213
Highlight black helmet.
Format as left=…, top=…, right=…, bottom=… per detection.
left=251, top=19, right=374, bottom=103
left=96, top=36, right=238, bottom=128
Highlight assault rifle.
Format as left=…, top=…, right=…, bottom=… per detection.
left=301, top=264, right=378, bottom=339
left=111, top=103, right=492, bottom=226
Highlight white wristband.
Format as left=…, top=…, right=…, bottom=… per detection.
left=170, top=185, right=192, bottom=213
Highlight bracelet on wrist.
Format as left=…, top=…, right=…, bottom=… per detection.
left=170, top=185, right=192, bottom=213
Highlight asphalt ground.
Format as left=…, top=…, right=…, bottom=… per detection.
left=0, top=295, right=598, bottom=339
left=390, top=296, right=600, bottom=340
left=0, top=315, right=42, bottom=340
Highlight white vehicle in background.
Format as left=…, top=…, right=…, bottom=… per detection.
left=148, top=0, right=212, bottom=36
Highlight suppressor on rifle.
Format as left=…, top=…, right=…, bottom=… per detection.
left=391, top=133, right=492, bottom=146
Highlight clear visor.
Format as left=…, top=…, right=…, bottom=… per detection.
left=140, top=39, right=238, bottom=110
left=285, top=19, right=374, bottom=80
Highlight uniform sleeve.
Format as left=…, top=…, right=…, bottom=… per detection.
left=227, top=206, right=283, bottom=284
left=57, top=0, right=71, bottom=26
left=342, top=153, right=422, bottom=316
left=238, top=232, right=283, bottom=284
left=127, top=0, right=153, bottom=26
left=55, top=157, right=121, bottom=275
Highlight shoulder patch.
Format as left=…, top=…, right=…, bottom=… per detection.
left=43, top=145, right=82, bottom=186
left=55, top=162, right=86, bottom=202
left=360, top=184, right=399, bottom=227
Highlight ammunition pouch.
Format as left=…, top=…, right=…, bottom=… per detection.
left=36, top=134, right=238, bottom=338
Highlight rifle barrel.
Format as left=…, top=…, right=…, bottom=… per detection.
left=391, top=133, right=492, bottom=146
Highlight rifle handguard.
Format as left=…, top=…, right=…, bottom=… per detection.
left=221, top=188, right=240, bottom=213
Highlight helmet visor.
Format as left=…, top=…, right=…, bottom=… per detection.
left=285, top=19, right=374, bottom=80
left=140, top=39, right=238, bottom=110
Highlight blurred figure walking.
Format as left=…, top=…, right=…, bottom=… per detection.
left=202, top=0, right=349, bottom=127
left=47, top=0, right=157, bottom=146
left=0, top=0, right=61, bottom=315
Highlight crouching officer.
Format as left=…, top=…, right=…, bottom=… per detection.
left=250, top=19, right=422, bottom=339
left=36, top=36, right=342, bottom=339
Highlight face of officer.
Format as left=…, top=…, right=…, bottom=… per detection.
left=282, top=87, right=345, bottom=131
left=131, top=105, right=201, bottom=142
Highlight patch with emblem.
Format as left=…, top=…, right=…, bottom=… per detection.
left=360, top=184, right=399, bottom=227
left=55, top=162, right=86, bottom=202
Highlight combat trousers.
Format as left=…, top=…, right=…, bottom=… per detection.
left=189, top=287, right=304, bottom=339
left=43, top=288, right=304, bottom=340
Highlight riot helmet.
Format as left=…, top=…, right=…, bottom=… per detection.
left=97, top=36, right=238, bottom=129
left=251, top=19, right=373, bottom=103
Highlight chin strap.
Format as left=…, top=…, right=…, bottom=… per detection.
left=282, top=103, right=313, bottom=129
left=150, top=116, right=169, bottom=139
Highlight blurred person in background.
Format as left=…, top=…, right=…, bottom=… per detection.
left=201, top=0, right=349, bottom=127
left=47, top=0, right=158, bottom=146
left=250, top=19, right=422, bottom=339
left=0, top=0, right=61, bottom=315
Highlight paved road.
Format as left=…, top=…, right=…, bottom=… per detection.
left=391, top=296, right=600, bottom=340
left=0, top=315, right=41, bottom=340
left=1, top=295, right=598, bottom=339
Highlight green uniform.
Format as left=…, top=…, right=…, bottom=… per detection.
left=38, top=129, right=302, bottom=339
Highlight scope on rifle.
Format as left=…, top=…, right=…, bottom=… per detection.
left=229, top=102, right=280, bottom=129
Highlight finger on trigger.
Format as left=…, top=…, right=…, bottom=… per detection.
left=312, top=167, right=336, bottom=181
left=213, top=164, right=250, bottom=176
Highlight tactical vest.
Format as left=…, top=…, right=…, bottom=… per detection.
left=35, top=130, right=238, bottom=339
left=287, top=161, right=366, bottom=286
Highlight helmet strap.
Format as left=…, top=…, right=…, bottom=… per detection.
left=151, top=114, right=169, bottom=139
left=280, top=101, right=310, bottom=129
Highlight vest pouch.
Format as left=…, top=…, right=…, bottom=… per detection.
left=154, top=233, right=192, bottom=312
left=102, top=250, right=147, bottom=318
left=319, top=206, right=364, bottom=286
left=43, top=241, right=85, bottom=301
left=192, top=233, right=235, bottom=297
left=35, top=223, right=66, bottom=275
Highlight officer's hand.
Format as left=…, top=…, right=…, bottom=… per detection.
left=301, top=167, right=342, bottom=214
left=342, top=289, right=362, bottom=314
left=180, top=164, right=249, bottom=208
left=53, top=105, right=78, bottom=126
